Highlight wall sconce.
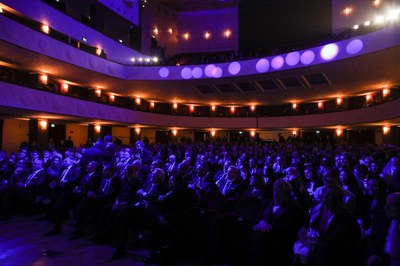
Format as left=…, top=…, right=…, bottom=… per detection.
left=211, top=105, right=216, bottom=112
left=210, top=130, right=216, bottom=137
left=135, top=98, right=141, bottom=105
left=172, top=129, right=178, bottom=136
left=292, top=103, right=297, bottom=109
left=39, top=120, right=48, bottom=131
left=153, top=27, right=159, bottom=36
left=168, top=28, right=173, bottom=34
left=336, top=98, right=343, bottom=105
left=383, top=88, right=390, bottom=97
left=341, top=7, right=353, bottom=16
left=318, top=102, right=323, bottom=108
left=109, top=95, right=115, bottom=103
left=336, top=128, right=343, bottom=137
left=183, top=33, right=190, bottom=40
left=61, top=83, right=69, bottom=93
left=250, top=131, right=256, bottom=137
left=96, top=48, right=102, bottom=56
left=39, top=74, right=48, bottom=84
left=135, top=127, right=141, bottom=135
left=224, top=29, right=232, bottom=38
left=250, top=105, right=256, bottom=112
left=94, top=125, right=101, bottom=133
left=373, top=0, right=381, bottom=7
left=173, top=103, right=178, bottom=109
left=383, top=126, right=390, bottom=135
left=230, top=106, right=235, bottom=113
left=95, top=89, right=101, bottom=97
left=204, top=32, right=211, bottom=39
left=41, top=24, right=50, bottom=34
left=366, top=94, right=373, bottom=102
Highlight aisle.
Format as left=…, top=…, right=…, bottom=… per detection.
left=0, top=216, right=148, bottom=266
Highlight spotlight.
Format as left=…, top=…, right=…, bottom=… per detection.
left=41, top=24, right=50, bottom=34
left=39, top=120, right=48, bottom=131
left=388, top=9, right=400, bottom=21
left=131, top=58, right=136, bottom=62
left=364, top=20, right=371, bottom=26
left=383, top=126, right=390, bottom=135
left=375, top=16, right=385, bottom=24
left=95, top=125, right=101, bottom=133
left=353, top=24, right=359, bottom=30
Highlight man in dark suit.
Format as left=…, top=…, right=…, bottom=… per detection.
left=0, top=159, right=47, bottom=220
left=218, top=165, right=245, bottom=210
left=188, top=162, right=211, bottom=200
left=166, top=154, right=178, bottom=179
left=50, top=156, right=81, bottom=197
left=111, top=168, right=168, bottom=259
left=69, top=164, right=119, bottom=240
left=252, top=179, right=307, bottom=266
left=43, top=161, right=101, bottom=236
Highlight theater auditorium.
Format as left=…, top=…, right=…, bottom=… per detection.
left=0, top=0, right=400, bottom=265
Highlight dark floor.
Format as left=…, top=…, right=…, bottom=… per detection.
left=0, top=216, right=149, bottom=266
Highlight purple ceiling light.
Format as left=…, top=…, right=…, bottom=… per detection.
left=320, top=43, right=339, bottom=61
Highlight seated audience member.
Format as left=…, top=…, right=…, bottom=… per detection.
left=43, top=161, right=101, bottom=236
left=50, top=156, right=81, bottom=198
left=0, top=159, right=47, bottom=220
left=252, top=179, right=307, bottom=266
left=69, top=164, right=119, bottom=240
left=188, top=162, right=211, bottom=200
left=314, top=168, right=356, bottom=214
left=217, top=165, right=245, bottom=210
left=127, top=175, right=198, bottom=263
left=362, top=177, right=391, bottom=266
left=382, top=192, right=400, bottom=266
left=303, top=165, right=322, bottom=198
left=110, top=168, right=168, bottom=258
left=294, top=184, right=361, bottom=266
left=92, top=161, right=143, bottom=241
left=165, top=154, right=178, bottom=178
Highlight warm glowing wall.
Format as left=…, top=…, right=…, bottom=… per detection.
left=141, top=128, right=156, bottom=143
left=112, top=126, right=130, bottom=145
left=2, top=118, right=29, bottom=154
left=66, top=124, right=88, bottom=148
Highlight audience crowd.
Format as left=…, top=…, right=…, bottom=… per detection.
left=0, top=135, right=400, bottom=265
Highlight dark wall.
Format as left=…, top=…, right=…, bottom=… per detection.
left=239, top=0, right=332, bottom=54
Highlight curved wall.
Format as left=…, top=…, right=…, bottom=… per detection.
left=0, top=82, right=399, bottom=129
left=2, top=12, right=400, bottom=81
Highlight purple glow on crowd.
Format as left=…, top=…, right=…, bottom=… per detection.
left=205, top=64, right=216, bottom=78
left=228, top=62, right=241, bottom=75
left=181, top=67, right=192, bottom=79
left=320, top=43, right=339, bottom=61
left=346, top=39, right=363, bottom=55
left=158, top=67, right=169, bottom=78
left=300, top=50, right=315, bottom=65
left=285, top=52, right=300, bottom=66
left=192, top=67, right=203, bottom=79
left=256, top=59, right=269, bottom=73
left=271, top=56, right=284, bottom=70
